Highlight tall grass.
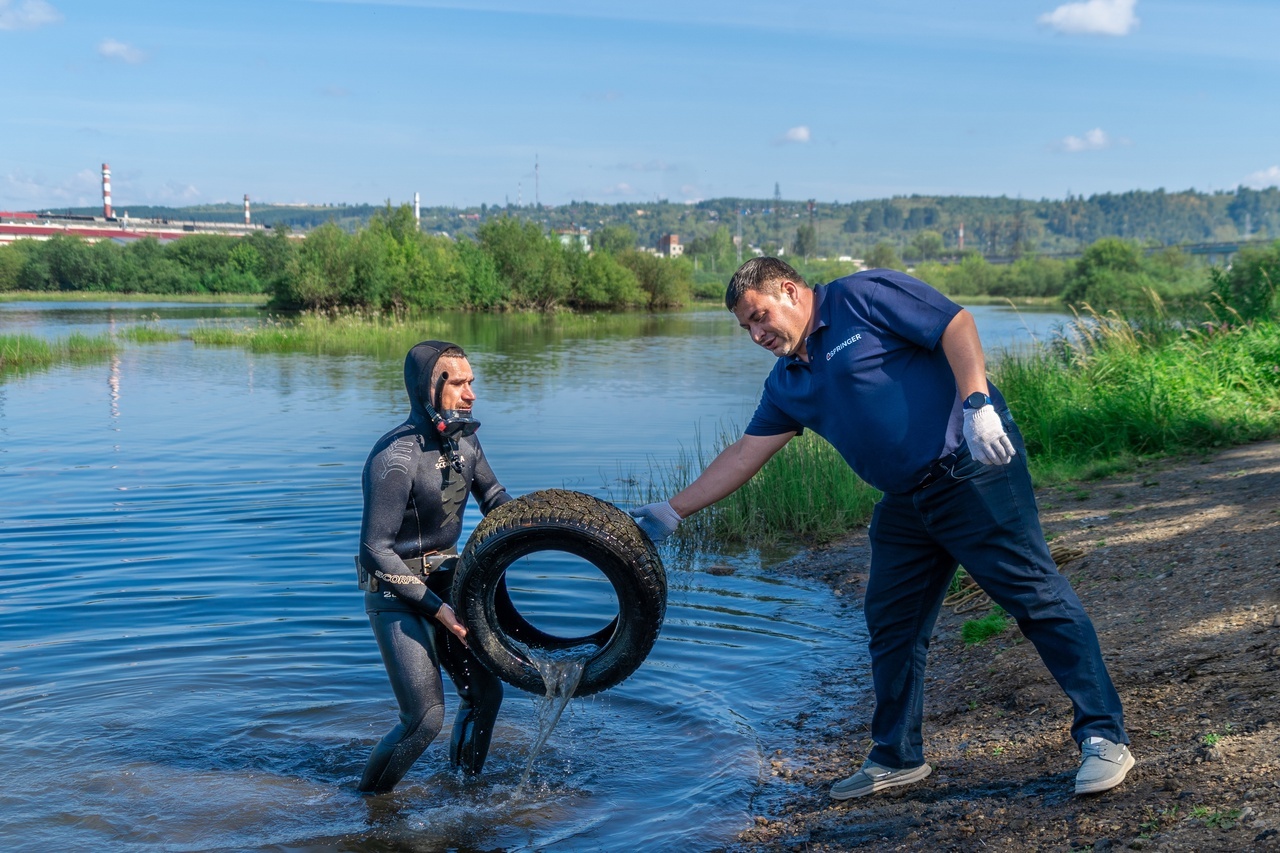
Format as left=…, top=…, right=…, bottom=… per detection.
left=999, top=305, right=1280, bottom=480
left=189, top=311, right=450, bottom=358
left=118, top=324, right=182, bottom=343
left=628, top=425, right=881, bottom=549
left=637, top=305, right=1280, bottom=551
left=0, top=332, right=117, bottom=375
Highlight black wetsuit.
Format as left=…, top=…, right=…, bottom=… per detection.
left=357, top=342, right=511, bottom=794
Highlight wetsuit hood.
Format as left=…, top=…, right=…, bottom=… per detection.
left=404, top=340, right=466, bottom=422
left=404, top=340, right=479, bottom=472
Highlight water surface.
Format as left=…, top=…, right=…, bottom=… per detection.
left=0, top=300, right=1069, bottom=851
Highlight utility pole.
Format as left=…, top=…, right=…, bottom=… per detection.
left=535, top=154, right=540, bottom=209
left=773, top=182, right=782, bottom=251
left=736, top=207, right=743, bottom=265
left=809, top=199, right=816, bottom=260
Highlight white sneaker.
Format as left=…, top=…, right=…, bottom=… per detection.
left=1075, top=736, right=1134, bottom=795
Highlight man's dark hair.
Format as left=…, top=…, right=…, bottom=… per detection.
left=725, top=257, right=809, bottom=310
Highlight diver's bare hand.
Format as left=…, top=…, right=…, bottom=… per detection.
left=434, top=603, right=469, bottom=642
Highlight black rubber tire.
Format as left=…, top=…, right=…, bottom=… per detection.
left=450, top=489, right=667, bottom=697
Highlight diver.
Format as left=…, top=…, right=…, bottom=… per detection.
left=356, top=340, right=512, bottom=794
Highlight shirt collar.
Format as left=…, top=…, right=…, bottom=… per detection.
left=784, top=283, right=829, bottom=370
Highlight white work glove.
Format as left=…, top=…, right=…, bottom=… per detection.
left=962, top=405, right=1017, bottom=466
left=629, top=500, right=682, bottom=544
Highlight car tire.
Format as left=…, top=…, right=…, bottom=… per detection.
left=450, top=489, right=667, bottom=697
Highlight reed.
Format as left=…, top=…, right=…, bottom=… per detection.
left=999, top=309, right=1280, bottom=478
left=189, top=311, right=450, bottom=358
left=0, top=332, right=117, bottom=374
left=635, top=308, right=1280, bottom=551
left=628, top=425, right=880, bottom=548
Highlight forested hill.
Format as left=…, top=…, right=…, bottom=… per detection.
left=47, top=186, right=1280, bottom=258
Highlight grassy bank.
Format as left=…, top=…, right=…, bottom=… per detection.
left=0, top=332, right=117, bottom=375
left=646, top=313, right=1280, bottom=550
left=0, top=290, right=270, bottom=304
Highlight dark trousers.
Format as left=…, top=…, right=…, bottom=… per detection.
left=864, top=416, right=1127, bottom=769
left=358, top=569, right=503, bottom=793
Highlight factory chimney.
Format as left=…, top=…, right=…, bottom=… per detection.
left=244, top=194, right=251, bottom=225
left=958, top=221, right=965, bottom=252
left=102, top=163, right=113, bottom=219
left=414, top=192, right=420, bottom=230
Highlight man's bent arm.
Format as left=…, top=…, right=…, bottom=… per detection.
left=669, top=431, right=794, bottom=518
left=939, top=309, right=990, bottom=399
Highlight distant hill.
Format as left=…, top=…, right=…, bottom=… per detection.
left=43, top=186, right=1280, bottom=257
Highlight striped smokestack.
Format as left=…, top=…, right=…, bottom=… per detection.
left=102, top=163, right=113, bottom=219
left=244, top=194, right=250, bottom=225
left=414, top=192, right=420, bottom=230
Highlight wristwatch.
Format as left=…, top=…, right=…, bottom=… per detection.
left=962, top=391, right=991, bottom=411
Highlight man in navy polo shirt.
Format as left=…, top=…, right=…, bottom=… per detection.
left=631, top=257, right=1134, bottom=799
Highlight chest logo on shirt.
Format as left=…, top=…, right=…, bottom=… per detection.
left=435, top=455, right=465, bottom=470
left=825, top=333, right=862, bottom=361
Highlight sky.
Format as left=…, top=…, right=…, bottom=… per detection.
left=2, top=0, right=1278, bottom=211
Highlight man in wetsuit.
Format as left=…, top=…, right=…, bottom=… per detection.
left=356, top=340, right=512, bottom=794
left=631, top=258, right=1134, bottom=800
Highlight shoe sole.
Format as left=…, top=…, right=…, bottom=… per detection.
left=830, top=763, right=932, bottom=801
left=1074, top=751, right=1135, bottom=795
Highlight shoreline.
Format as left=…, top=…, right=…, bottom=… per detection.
left=731, top=438, right=1280, bottom=852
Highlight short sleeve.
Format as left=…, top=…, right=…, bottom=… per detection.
left=745, top=387, right=804, bottom=437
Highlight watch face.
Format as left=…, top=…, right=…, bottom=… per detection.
left=965, top=392, right=989, bottom=409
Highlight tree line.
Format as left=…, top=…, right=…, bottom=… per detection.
left=3, top=205, right=1276, bottom=319
left=0, top=205, right=695, bottom=312
left=53, top=185, right=1280, bottom=261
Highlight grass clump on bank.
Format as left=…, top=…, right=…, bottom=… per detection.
left=0, top=332, right=117, bottom=375
left=961, top=607, right=1011, bottom=645
left=0, top=290, right=269, bottom=305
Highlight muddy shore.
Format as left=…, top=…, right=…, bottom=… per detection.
left=731, top=439, right=1280, bottom=852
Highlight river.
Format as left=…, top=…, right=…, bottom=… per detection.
left=0, top=299, right=1072, bottom=852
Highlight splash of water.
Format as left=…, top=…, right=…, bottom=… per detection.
left=515, top=646, right=591, bottom=790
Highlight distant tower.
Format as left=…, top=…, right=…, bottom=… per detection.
left=243, top=194, right=251, bottom=225
left=102, top=163, right=113, bottom=219
left=958, top=221, right=965, bottom=252
left=414, top=192, right=421, bottom=229
left=535, top=155, right=540, bottom=208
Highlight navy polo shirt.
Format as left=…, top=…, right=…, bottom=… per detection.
left=744, top=269, right=1004, bottom=495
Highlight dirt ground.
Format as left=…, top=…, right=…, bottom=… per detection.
left=732, top=439, right=1280, bottom=852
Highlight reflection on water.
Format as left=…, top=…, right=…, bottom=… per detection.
left=0, top=300, right=1070, bottom=851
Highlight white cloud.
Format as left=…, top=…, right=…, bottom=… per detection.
left=1039, top=0, right=1138, bottom=36
left=98, top=38, right=146, bottom=64
left=151, top=181, right=201, bottom=203
left=3, top=168, right=99, bottom=207
left=0, top=0, right=61, bottom=30
left=778, top=125, right=811, bottom=145
left=1060, top=127, right=1113, bottom=152
left=602, top=182, right=634, bottom=196
left=1243, top=166, right=1280, bottom=189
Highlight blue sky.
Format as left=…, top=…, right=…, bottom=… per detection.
left=2, top=0, right=1277, bottom=210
